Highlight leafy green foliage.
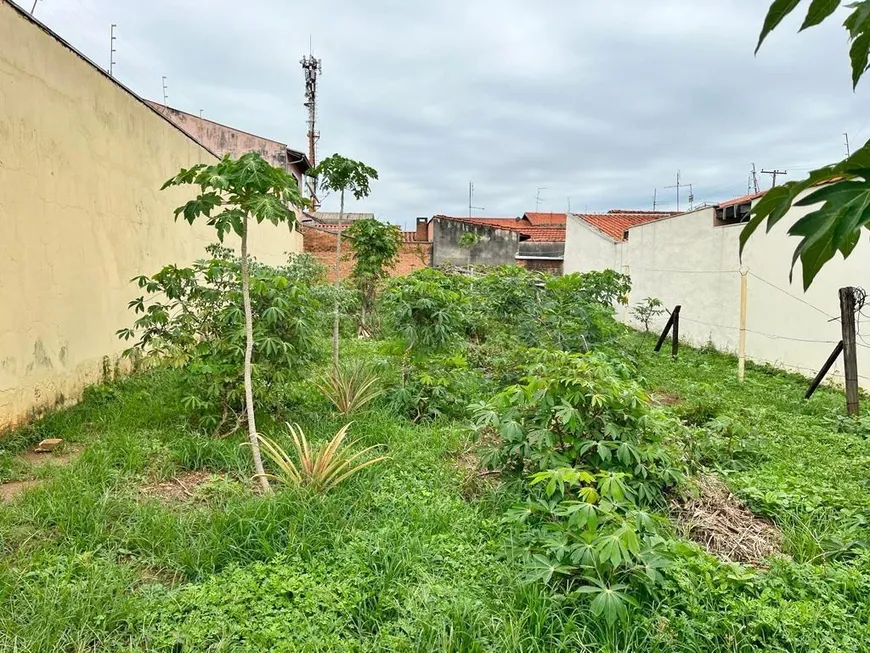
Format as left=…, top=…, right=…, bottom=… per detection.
left=163, top=152, right=303, bottom=241
left=631, top=297, right=666, bottom=332
left=747, top=0, right=870, bottom=287
left=310, top=154, right=379, bottom=201
left=344, top=218, right=403, bottom=324
left=119, top=245, right=320, bottom=434
left=458, top=231, right=482, bottom=249
left=381, top=268, right=471, bottom=352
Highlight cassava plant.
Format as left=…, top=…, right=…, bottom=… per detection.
left=631, top=297, right=666, bottom=333
left=344, top=218, right=403, bottom=331
left=255, top=423, right=387, bottom=492
left=161, top=153, right=305, bottom=492
left=309, top=155, right=379, bottom=368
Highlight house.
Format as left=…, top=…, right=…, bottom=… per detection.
left=143, top=101, right=310, bottom=188
left=429, top=213, right=567, bottom=273
left=563, top=192, right=870, bottom=389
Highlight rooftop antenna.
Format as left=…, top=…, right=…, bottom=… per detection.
left=687, top=183, right=695, bottom=210
left=535, top=187, right=547, bottom=212
left=761, top=168, right=787, bottom=188
left=845, top=132, right=852, bottom=157
left=161, top=76, right=168, bottom=106
left=30, top=0, right=39, bottom=14
left=664, top=171, right=692, bottom=212
left=468, top=182, right=484, bottom=218
left=751, top=163, right=760, bottom=193
left=108, top=24, right=117, bottom=77
left=652, top=188, right=657, bottom=211
left=301, top=40, right=322, bottom=211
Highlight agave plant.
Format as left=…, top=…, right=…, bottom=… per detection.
left=315, top=360, right=384, bottom=416
left=254, top=423, right=387, bottom=492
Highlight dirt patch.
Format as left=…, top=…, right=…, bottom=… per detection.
left=0, top=479, right=41, bottom=502
left=455, top=434, right=501, bottom=500
left=672, top=475, right=782, bottom=566
left=139, top=470, right=221, bottom=503
left=650, top=391, right=681, bottom=407
left=18, top=445, right=82, bottom=468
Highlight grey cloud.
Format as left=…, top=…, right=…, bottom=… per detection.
left=20, top=0, right=870, bottom=222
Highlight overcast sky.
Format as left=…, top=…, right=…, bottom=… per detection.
left=17, top=0, right=870, bottom=228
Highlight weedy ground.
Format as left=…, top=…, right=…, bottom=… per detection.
left=0, top=334, right=868, bottom=652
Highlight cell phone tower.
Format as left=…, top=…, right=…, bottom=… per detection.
left=301, top=49, right=322, bottom=211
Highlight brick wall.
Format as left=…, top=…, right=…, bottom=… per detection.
left=302, top=225, right=432, bottom=282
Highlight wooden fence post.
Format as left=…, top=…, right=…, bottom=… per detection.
left=671, top=305, right=681, bottom=359
left=655, top=305, right=681, bottom=354
left=738, top=268, right=748, bottom=382
left=840, top=287, right=860, bottom=416
left=805, top=341, right=845, bottom=400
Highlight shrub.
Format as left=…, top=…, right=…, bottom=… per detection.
left=380, top=268, right=470, bottom=352
left=255, top=423, right=387, bottom=492
left=388, top=353, right=488, bottom=422
left=344, top=218, right=404, bottom=329
left=631, top=297, right=666, bottom=332
left=315, top=360, right=384, bottom=416
left=119, top=245, right=321, bottom=435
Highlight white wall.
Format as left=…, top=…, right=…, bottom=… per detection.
left=564, top=199, right=870, bottom=388
left=564, top=215, right=618, bottom=274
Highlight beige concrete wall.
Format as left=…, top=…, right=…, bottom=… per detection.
left=0, top=2, right=300, bottom=430
left=564, top=195, right=870, bottom=388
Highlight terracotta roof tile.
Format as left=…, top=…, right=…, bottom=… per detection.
left=574, top=210, right=681, bottom=241
left=434, top=215, right=522, bottom=230
left=717, top=191, right=765, bottom=209
left=523, top=212, right=567, bottom=227
left=521, top=228, right=566, bottom=243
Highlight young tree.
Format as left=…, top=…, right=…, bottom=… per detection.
left=309, top=155, right=379, bottom=368
left=745, top=1, right=870, bottom=288
left=344, top=218, right=403, bottom=329
left=162, top=152, right=305, bottom=492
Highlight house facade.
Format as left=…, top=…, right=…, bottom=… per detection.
left=564, top=195, right=870, bottom=389
left=429, top=212, right=566, bottom=272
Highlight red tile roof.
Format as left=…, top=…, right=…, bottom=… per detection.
left=434, top=215, right=565, bottom=243
left=523, top=212, right=567, bottom=227
left=520, top=228, right=566, bottom=243
left=574, top=210, right=681, bottom=241
left=717, top=191, right=765, bottom=209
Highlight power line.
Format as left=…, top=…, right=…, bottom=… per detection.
left=747, top=272, right=836, bottom=320
left=761, top=169, right=787, bottom=188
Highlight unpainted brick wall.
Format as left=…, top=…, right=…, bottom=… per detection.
left=302, top=226, right=432, bottom=282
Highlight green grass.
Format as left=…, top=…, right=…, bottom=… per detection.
left=2, top=334, right=870, bottom=651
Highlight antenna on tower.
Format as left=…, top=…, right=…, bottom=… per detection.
left=301, top=44, right=322, bottom=211
left=108, top=24, right=117, bottom=77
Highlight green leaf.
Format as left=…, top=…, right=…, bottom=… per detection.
left=850, top=29, right=870, bottom=87
left=800, top=0, right=841, bottom=30
left=756, top=0, right=803, bottom=53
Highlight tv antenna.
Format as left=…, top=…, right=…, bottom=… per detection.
left=301, top=43, right=322, bottom=211
left=468, top=182, right=485, bottom=218
left=664, top=171, right=692, bottom=212
left=535, top=187, right=547, bottom=212
left=845, top=132, right=851, bottom=157
left=108, top=24, right=117, bottom=77
left=30, top=0, right=39, bottom=15
left=161, top=76, right=168, bottom=106
left=751, top=163, right=760, bottom=193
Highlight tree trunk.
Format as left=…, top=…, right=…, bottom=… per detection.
left=332, top=190, right=344, bottom=370
left=241, top=215, right=271, bottom=493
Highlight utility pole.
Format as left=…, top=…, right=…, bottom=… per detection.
left=535, top=187, right=547, bottom=212
left=301, top=48, right=322, bottom=211
left=761, top=169, right=787, bottom=188
left=664, top=171, right=692, bottom=212
left=845, top=132, right=852, bottom=157
left=751, top=163, right=760, bottom=193
left=468, top=182, right=484, bottom=218
left=161, top=76, right=168, bottom=106
left=108, top=24, right=117, bottom=77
